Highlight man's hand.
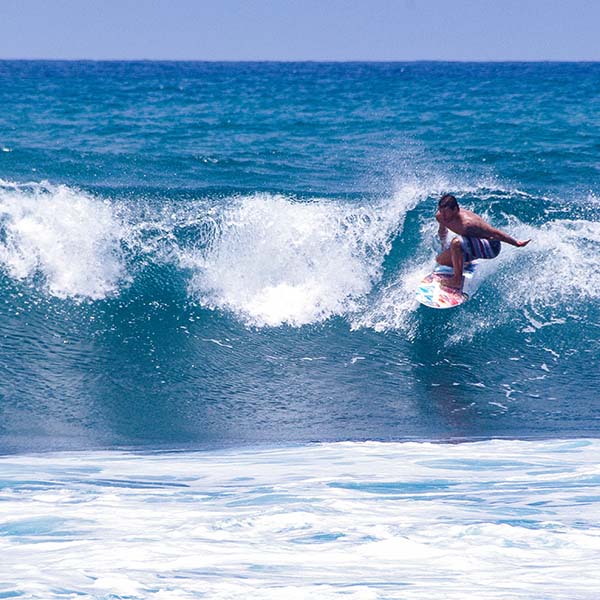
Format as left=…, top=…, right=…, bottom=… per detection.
left=515, top=239, right=531, bottom=247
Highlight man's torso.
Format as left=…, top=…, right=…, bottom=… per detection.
left=446, top=209, right=491, bottom=239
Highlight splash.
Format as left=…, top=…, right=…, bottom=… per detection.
left=353, top=189, right=600, bottom=337
left=503, top=218, right=600, bottom=307
left=0, top=181, right=129, bottom=300
left=181, top=188, right=422, bottom=327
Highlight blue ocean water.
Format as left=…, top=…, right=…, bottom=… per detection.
left=0, top=61, right=598, bottom=452
left=0, top=62, right=599, bottom=598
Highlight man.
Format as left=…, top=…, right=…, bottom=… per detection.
left=435, top=194, right=530, bottom=290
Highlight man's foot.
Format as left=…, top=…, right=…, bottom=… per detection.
left=439, top=277, right=463, bottom=291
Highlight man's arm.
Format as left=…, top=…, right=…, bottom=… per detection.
left=436, top=214, right=449, bottom=247
left=438, top=223, right=448, bottom=243
left=464, top=218, right=530, bottom=247
left=487, top=227, right=531, bottom=247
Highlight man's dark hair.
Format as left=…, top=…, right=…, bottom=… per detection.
left=438, top=194, right=459, bottom=210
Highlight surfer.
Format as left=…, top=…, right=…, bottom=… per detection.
left=435, top=194, right=530, bottom=289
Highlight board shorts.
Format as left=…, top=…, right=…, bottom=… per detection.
left=460, top=236, right=501, bottom=261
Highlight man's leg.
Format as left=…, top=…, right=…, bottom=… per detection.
left=435, top=237, right=464, bottom=289
left=435, top=248, right=452, bottom=266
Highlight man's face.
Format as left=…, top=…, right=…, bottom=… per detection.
left=436, top=205, right=457, bottom=223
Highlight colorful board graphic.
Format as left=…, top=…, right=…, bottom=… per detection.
left=415, top=264, right=477, bottom=309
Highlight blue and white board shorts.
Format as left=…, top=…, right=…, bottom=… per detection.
left=460, top=236, right=501, bottom=261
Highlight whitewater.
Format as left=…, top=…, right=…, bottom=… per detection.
left=2, top=441, right=600, bottom=599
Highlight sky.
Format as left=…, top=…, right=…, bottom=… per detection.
left=0, top=0, right=598, bottom=61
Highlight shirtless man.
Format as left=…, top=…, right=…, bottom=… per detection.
left=435, top=194, right=530, bottom=289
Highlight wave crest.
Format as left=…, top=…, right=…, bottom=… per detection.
left=0, top=181, right=129, bottom=300
left=181, top=190, right=420, bottom=327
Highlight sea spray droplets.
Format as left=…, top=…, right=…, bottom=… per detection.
left=0, top=181, right=129, bottom=300
left=500, top=219, right=600, bottom=309
left=181, top=192, right=418, bottom=327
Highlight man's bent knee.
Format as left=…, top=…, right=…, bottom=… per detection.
left=436, top=249, right=453, bottom=266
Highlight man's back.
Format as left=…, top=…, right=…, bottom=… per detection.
left=448, top=208, right=524, bottom=243
left=444, top=208, right=489, bottom=238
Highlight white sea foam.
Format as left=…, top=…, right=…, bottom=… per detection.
left=0, top=181, right=129, bottom=300
left=502, top=218, right=600, bottom=305
left=181, top=187, right=422, bottom=327
left=0, top=439, right=599, bottom=599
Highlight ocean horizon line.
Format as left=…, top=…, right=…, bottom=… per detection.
left=1, top=57, right=599, bottom=64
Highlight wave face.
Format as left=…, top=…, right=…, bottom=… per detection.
left=0, top=62, right=599, bottom=452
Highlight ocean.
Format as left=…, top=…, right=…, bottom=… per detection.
left=0, top=61, right=598, bottom=598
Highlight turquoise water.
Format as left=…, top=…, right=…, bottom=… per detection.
left=0, top=61, right=599, bottom=452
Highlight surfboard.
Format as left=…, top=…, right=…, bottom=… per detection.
left=415, top=263, right=478, bottom=309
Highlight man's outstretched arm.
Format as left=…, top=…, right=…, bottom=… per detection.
left=488, top=227, right=530, bottom=247
left=464, top=221, right=530, bottom=247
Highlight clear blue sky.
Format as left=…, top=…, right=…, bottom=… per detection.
left=1, top=0, right=598, bottom=61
